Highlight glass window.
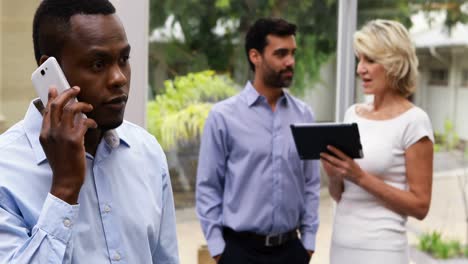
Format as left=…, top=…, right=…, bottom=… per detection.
left=462, top=69, right=468, bottom=88
left=429, top=69, right=449, bottom=86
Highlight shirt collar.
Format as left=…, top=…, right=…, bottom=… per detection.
left=243, top=81, right=289, bottom=107
left=243, top=81, right=261, bottom=107
left=281, top=90, right=291, bottom=106
left=114, top=123, right=131, bottom=148
left=23, top=100, right=130, bottom=165
left=24, top=101, right=46, bottom=164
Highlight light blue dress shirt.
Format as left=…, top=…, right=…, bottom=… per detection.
left=0, top=102, right=179, bottom=263
left=196, top=82, right=320, bottom=257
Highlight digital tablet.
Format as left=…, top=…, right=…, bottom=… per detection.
left=290, top=123, right=363, bottom=160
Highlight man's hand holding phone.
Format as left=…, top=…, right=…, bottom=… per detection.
left=32, top=57, right=96, bottom=204
left=39, top=86, right=97, bottom=205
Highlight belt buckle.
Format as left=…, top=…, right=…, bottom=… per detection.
left=265, top=233, right=282, bottom=247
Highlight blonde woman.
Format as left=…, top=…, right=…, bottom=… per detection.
left=321, top=20, right=434, bottom=264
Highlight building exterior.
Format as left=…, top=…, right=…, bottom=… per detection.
left=412, top=23, right=468, bottom=141
left=1, top=1, right=467, bottom=140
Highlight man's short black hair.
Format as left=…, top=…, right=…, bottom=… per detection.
left=244, top=18, right=297, bottom=72
left=32, top=0, right=116, bottom=65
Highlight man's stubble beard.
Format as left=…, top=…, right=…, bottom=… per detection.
left=261, top=63, right=294, bottom=89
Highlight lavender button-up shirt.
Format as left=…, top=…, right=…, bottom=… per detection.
left=196, top=82, right=320, bottom=257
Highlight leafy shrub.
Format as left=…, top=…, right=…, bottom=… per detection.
left=434, top=119, right=460, bottom=152
left=147, top=70, right=238, bottom=150
left=419, top=231, right=468, bottom=259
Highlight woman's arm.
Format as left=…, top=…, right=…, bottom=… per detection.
left=321, top=137, right=433, bottom=220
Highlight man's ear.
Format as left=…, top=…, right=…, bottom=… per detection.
left=38, top=55, right=50, bottom=66
left=249, top=49, right=261, bottom=67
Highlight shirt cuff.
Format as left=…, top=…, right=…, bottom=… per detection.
left=207, top=234, right=226, bottom=257
left=35, top=193, right=80, bottom=243
left=301, top=231, right=317, bottom=251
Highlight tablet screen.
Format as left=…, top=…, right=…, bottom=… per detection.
left=290, top=123, right=363, bottom=160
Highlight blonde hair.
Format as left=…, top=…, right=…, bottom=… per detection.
left=354, top=19, right=418, bottom=97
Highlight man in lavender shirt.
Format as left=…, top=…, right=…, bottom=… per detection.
left=196, top=18, right=320, bottom=264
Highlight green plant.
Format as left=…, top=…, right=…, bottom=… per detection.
left=434, top=119, right=460, bottom=152
left=418, top=231, right=468, bottom=259
left=147, top=70, right=238, bottom=150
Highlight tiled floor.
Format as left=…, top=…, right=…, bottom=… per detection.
left=176, top=152, right=468, bottom=263
left=176, top=188, right=333, bottom=264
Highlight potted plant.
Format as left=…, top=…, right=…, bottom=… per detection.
left=147, top=70, right=238, bottom=207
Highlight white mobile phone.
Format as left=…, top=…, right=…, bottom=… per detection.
left=31, top=57, right=71, bottom=107
left=31, top=57, right=87, bottom=121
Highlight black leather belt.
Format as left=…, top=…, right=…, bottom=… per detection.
left=223, top=227, right=298, bottom=247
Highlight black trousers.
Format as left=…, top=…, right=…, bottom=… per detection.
left=218, top=230, right=311, bottom=264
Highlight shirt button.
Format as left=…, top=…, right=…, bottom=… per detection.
left=113, top=252, right=121, bottom=261
left=63, top=218, right=71, bottom=228
left=104, top=205, right=111, bottom=213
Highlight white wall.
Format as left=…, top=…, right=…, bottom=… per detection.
left=417, top=48, right=468, bottom=141
left=427, top=86, right=452, bottom=133
left=456, top=88, right=468, bottom=140
left=455, top=51, right=468, bottom=140
left=110, top=0, right=148, bottom=128
left=303, top=57, right=337, bottom=122
left=0, top=1, right=37, bottom=132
